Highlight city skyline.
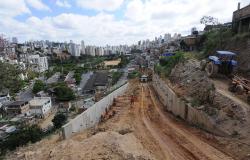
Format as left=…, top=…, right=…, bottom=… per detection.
left=0, top=0, right=249, bottom=46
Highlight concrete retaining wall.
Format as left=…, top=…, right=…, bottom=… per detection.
left=62, top=83, right=128, bottom=139
left=152, top=75, right=226, bottom=136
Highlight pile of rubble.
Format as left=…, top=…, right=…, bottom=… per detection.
left=169, top=59, right=250, bottom=136
left=170, top=59, right=215, bottom=105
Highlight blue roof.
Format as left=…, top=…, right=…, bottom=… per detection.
left=162, top=52, right=175, bottom=57
left=216, top=51, right=237, bottom=56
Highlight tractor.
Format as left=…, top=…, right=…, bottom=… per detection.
left=201, top=51, right=237, bottom=77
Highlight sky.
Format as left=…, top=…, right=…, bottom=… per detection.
left=0, top=0, right=249, bottom=46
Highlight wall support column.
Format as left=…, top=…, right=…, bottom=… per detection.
left=238, top=20, right=242, bottom=33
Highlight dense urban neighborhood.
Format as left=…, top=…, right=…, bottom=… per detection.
left=0, top=1, right=250, bottom=160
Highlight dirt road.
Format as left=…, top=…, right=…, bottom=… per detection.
left=130, top=83, right=234, bottom=160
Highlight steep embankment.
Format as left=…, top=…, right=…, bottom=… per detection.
left=167, top=59, right=250, bottom=159
left=169, top=60, right=250, bottom=136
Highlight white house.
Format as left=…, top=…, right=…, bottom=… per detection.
left=0, top=93, right=10, bottom=111
left=28, top=54, right=48, bottom=73
left=19, top=73, right=28, bottom=80
left=29, top=97, right=52, bottom=118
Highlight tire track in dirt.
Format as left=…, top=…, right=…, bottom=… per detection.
left=138, top=84, right=198, bottom=160
left=134, top=83, right=234, bottom=160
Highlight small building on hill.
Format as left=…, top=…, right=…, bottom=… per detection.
left=232, top=3, right=250, bottom=33
left=140, top=75, right=148, bottom=83
left=29, top=97, right=52, bottom=118
left=58, top=101, right=72, bottom=113
left=0, top=90, right=11, bottom=109
left=6, top=101, right=30, bottom=116
left=82, top=71, right=109, bottom=94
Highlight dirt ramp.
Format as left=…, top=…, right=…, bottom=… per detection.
left=9, top=131, right=155, bottom=160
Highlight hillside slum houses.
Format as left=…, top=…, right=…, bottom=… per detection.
left=82, top=71, right=109, bottom=95
left=0, top=97, right=53, bottom=140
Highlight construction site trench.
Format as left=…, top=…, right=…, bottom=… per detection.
left=8, top=77, right=250, bottom=160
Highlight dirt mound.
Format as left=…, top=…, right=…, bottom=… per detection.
left=169, top=59, right=250, bottom=136
left=8, top=131, right=155, bottom=160
left=169, top=59, right=215, bottom=103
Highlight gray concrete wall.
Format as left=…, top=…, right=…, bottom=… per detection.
left=152, top=74, right=226, bottom=136
left=62, top=83, right=128, bottom=139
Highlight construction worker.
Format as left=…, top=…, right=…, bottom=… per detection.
left=130, top=95, right=135, bottom=106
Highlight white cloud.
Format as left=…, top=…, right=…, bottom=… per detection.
left=124, top=0, right=250, bottom=35
left=0, top=0, right=31, bottom=17
left=25, top=0, right=51, bottom=11
left=56, top=0, right=71, bottom=8
left=76, top=0, right=124, bottom=11
left=0, top=0, right=250, bottom=45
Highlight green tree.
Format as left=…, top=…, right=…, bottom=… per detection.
left=200, top=16, right=219, bottom=26
left=54, top=85, right=75, bottom=101
left=127, top=71, right=141, bottom=79
left=0, top=62, right=24, bottom=95
left=202, top=28, right=234, bottom=57
left=111, top=71, right=123, bottom=85
left=32, top=80, right=45, bottom=94
left=157, top=52, right=185, bottom=77
left=0, top=125, right=43, bottom=154
left=52, top=113, right=67, bottom=129
left=74, top=67, right=86, bottom=85
left=118, top=55, right=129, bottom=68
left=27, top=70, right=39, bottom=80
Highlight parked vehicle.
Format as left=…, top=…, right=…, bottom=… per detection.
left=201, top=51, right=237, bottom=77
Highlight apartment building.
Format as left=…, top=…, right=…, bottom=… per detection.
left=6, top=101, right=30, bottom=116
left=28, top=54, right=48, bottom=72
left=29, top=97, right=52, bottom=118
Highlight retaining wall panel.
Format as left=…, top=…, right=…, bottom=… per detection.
left=62, top=123, right=72, bottom=139
left=62, top=83, right=128, bottom=139
left=152, top=74, right=227, bottom=136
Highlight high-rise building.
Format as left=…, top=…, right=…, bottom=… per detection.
left=173, top=33, right=181, bottom=40
left=164, top=33, right=171, bottom=43
left=191, top=27, right=198, bottom=36
left=28, top=55, right=48, bottom=73
left=68, top=41, right=75, bottom=56
left=81, top=40, right=85, bottom=55
left=12, top=37, right=18, bottom=44
left=95, top=47, right=104, bottom=56
left=85, top=46, right=96, bottom=56
left=75, top=44, right=81, bottom=57
left=68, top=41, right=80, bottom=57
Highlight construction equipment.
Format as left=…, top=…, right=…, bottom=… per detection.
left=229, top=75, right=250, bottom=103
left=202, top=51, right=238, bottom=77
